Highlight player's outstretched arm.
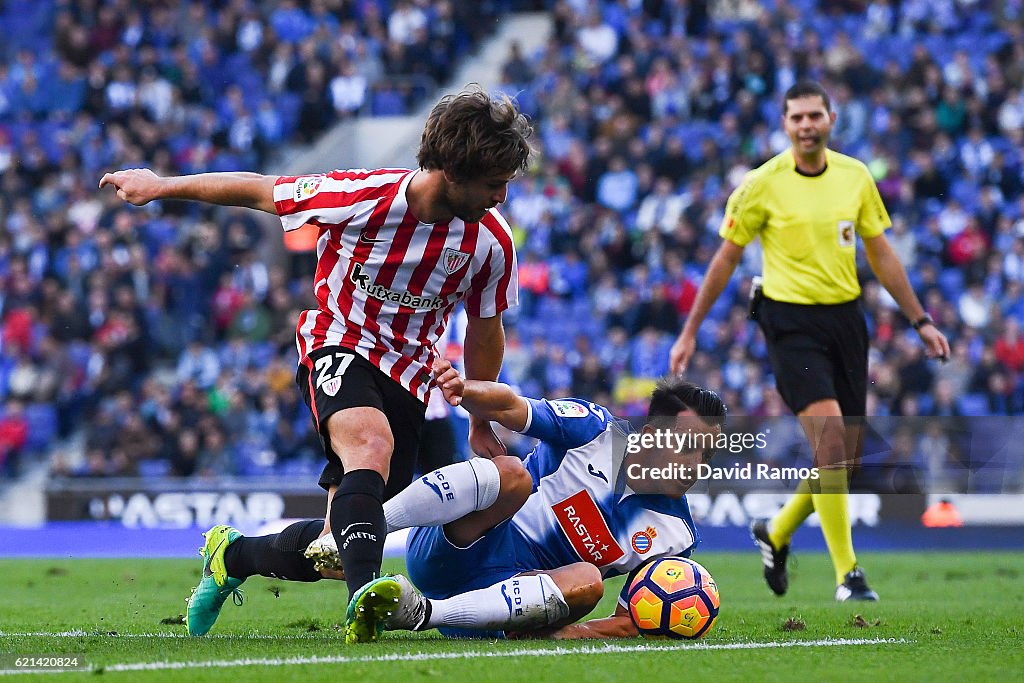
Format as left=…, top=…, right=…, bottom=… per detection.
left=863, top=233, right=950, bottom=360
left=463, top=313, right=509, bottom=457
left=432, top=359, right=529, bottom=433
left=670, top=239, right=744, bottom=374
left=549, top=605, right=638, bottom=640
left=99, top=168, right=278, bottom=214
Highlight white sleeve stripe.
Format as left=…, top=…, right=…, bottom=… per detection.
left=521, top=398, right=534, bottom=433
left=278, top=198, right=380, bottom=231
left=274, top=172, right=407, bottom=202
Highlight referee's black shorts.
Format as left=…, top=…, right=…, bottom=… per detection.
left=295, top=345, right=426, bottom=498
left=755, top=297, right=868, bottom=416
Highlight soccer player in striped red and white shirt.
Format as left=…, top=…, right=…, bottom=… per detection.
left=100, top=86, right=534, bottom=640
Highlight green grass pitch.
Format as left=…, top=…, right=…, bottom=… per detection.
left=1, top=551, right=1021, bottom=681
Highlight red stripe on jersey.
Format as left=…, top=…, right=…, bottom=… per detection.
left=284, top=172, right=407, bottom=356
left=338, top=189, right=399, bottom=353
left=405, top=302, right=459, bottom=397
left=301, top=354, right=320, bottom=426
left=283, top=169, right=518, bottom=402
left=307, top=224, right=344, bottom=351
left=421, top=219, right=480, bottom=357
left=364, top=209, right=421, bottom=367
left=406, top=220, right=485, bottom=396
left=479, top=212, right=515, bottom=313
left=274, top=169, right=402, bottom=217
left=387, top=221, right=451, bottom=385
left=464, top=257, right=492, bottom=317
left=294, top=309, right=312, bottom=359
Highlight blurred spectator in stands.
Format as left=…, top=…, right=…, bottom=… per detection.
left=176, top=341, right=221, bottom=390
left=958, top=282, right=995, bottom=331
left=629, top=327, right=671, bottom=378
left=330, top=62, right=368, bottom=118
left=635, top=285, right=681, bottom=336
left=0, top=399, right=28, bottom=476
left=994, top=318, right=1024, bottom=373
left=636, top=176, right=684, bottom=234
left=502, top=41, right=534, bottom=85
left=577, top=10, right=618, bottom=65
left=6, top=0, right=1022, bottom=491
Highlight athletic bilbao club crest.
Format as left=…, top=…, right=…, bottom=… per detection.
left=294, top=176, right=324, bottom=202
left=441, top=248, right=471, bottom=275
left=322, top=376, right=343, bottom=397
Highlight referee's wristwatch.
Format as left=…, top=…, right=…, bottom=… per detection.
left=911, top=314, right=934, bottom=331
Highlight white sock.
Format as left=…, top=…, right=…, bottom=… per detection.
left=425, top=574, right=569, bottom=631
left=383, top=458, right=501, bottom=533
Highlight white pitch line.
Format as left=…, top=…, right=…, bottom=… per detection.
left=1, top=631, right=326, bottom=640
left=0, top=638, right=908, bottom=675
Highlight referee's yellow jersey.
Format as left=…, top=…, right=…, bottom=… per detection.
left=719, top=148, right=890, bottom=305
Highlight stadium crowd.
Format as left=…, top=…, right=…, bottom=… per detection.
left=1, top=0, right=1023, bottom=491
left=0, top=0, right=502, bottom=478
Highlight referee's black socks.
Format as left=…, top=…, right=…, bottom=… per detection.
left=329, top=468, right=387, bottom=602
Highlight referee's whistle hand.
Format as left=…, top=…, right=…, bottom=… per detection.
left=919, top=325, right=951, bottom=363
left=670, top=333, right=696, bottom=376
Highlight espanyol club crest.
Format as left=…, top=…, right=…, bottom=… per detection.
left=322, top=376, right=343, bottom=397
left=631, top=527, right=657, bottom=554
left=441, top=247, right=471, bottom=275
left=294, top=176, right=324, bottom=202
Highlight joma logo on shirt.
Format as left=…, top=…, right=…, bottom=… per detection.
left=349, top=263, right=446, bottom=310
left=552, top=490, right=624, bottom=567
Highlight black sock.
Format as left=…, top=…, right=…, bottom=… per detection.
left=224, top=520, right=325, bottom=582
left=330, top=469, right=387, bottom=601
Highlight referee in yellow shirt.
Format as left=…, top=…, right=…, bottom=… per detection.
left=670, top=81, right=950, bottom=601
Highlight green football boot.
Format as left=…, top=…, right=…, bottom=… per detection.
left=185, top=525, right=245, bottom=636
left=344, top=576, right=402, bottom=644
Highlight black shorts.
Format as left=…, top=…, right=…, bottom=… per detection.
left=295, top=346, right=426, bottom=497
left=416, top=417, right=457, bottom=473
left=755, top=297, right=868, bottom=416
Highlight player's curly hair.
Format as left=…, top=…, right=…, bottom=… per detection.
left=417, top=84, right=534, bottom=182
left=647, top=378, right=727, bottom=426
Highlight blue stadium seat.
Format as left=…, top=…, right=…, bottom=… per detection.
left=22, top=403, right=58, bottom=454
left=137, top=459, right=172, bottom=478
left=982, top=32, right=1009, bottom=54
left=278, top=457, right=320, bottom=477
left=938, top=268, right=964, bottom=300
left=537, top=297, right=569, bottom=319
left=276, top=93, right=303, bottom=137
left=249, top=342, right=276, bottom=369
left=950, top=178, right=979, bottom=211
left=238, top=457, right=276, bottom=477
left=957, top=393, right=990, bottom=415
left=371, top=90, right=407, bottom=117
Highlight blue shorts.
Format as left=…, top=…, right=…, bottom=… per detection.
left=406, top=521, right=540, bottom=639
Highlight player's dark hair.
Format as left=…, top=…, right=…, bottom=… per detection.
left=783, top=80, right=831, bottom=113
left=646, top=378, right=727, bottom=426
left=417, top=84, right=534, bottom=182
